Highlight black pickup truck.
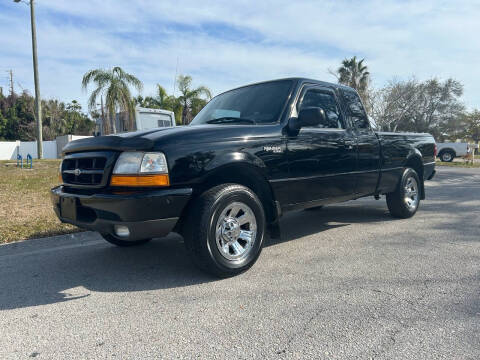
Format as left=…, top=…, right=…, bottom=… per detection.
left=52, top=78, right=436, bottom=277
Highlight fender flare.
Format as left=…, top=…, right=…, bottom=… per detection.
left=404, top=150, right=425, bottom=199
left=194, top=151, right=279, bottom=224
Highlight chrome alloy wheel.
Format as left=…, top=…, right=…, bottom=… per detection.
left=442, top=152, right=452, bottom=162
left=215, top=201, right=257, bottom=261
left=404, top=176, right=419, bottom=211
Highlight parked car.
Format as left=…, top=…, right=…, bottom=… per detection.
left=436, top=142, right=469, bottom=162
left=52, top=78, right=436, bottom=277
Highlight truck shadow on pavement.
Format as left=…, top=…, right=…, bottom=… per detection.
left=0, top=203, right=393, bottom=311
left=268, top=204, right=391, bottom=246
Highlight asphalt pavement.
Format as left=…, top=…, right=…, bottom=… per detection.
left=1, top=166, right=479, bottom=359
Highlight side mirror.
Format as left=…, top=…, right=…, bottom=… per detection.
left=289, top=107, right=327, bottom=132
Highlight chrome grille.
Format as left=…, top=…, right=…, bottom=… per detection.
left=60, top=151, right=118, bottom=188
left=62, top=157, right=106, bottom=185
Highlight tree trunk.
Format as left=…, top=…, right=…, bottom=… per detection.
left=182, top=103, right=188, bottom=125
left=100, top=95, right=109, bottom=135
left=110, top=109, right=117, bottom=134
left=129, top=107, right=136, bottom=131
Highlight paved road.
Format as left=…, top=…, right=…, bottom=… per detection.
left=1, top=167, right=479, bottom=359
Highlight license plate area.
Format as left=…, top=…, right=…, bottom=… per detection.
left=60, top=197, right=77, bottom=222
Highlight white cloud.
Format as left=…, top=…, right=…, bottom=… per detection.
left=1, top=0, right=479, bottom=111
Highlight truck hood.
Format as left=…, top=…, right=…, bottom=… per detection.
left=62, top=125, right=273, bottom=155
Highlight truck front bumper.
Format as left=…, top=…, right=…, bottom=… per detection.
left=51, top=186, right=192, bottom=241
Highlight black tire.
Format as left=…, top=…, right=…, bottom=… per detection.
left=183, top=184, right=266, bottom=278
left=304, top=205, right=323, bottom=211
left=386, top=168, right=421, bottom=219
left=101, top=234, right=151, bottom=247
left=439, top=150, right=454, bottom=162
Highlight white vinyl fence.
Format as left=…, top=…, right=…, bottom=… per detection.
left=0, top=136, right=93, bottom=160
left=18, top=141, right=57, bottom=159
left=0, top=141, right=20, bottom=160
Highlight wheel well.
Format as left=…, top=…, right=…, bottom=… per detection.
left=182, top=164, right=278, bottom=227
left=405, top=156, right=425, bottom=199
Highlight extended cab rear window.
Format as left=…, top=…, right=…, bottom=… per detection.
left=341, top=89, right=370, bottom=129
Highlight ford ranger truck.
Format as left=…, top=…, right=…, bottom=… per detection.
left=51, top=78, right=436, bottom=277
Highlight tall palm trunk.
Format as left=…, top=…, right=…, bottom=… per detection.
left=182, top=101, right=188, bottom=125
left=128, top=106, right=136, bottom=131
left=100, top=95, right=110, bottom=135
left=109, top=109, right=117, bottom=134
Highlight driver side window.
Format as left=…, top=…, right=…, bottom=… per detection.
left=299, top=89, right=344, bottom=129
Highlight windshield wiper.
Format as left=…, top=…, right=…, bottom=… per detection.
left=206, top=117, right=257, bottom=125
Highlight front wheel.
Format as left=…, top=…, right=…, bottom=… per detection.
left=183, top=184, right=266, bottom=278
left=386, top=168, right=421, bottom=218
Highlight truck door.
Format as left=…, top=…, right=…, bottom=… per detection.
left=286, top=85, right=357, bottom=205
left=340, top=88, right=381, bottom=196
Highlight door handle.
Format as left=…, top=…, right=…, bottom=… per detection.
left=344, top=140, right=355, bottom=150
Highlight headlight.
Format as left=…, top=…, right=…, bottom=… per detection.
left=111, top=152, right=169, bottom=187
left=140, top=153, right=168, bottom=173
left=113, top=152, right=144, bottom=174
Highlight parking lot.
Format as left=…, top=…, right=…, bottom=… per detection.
left=0, top=166, right=479, bottom=359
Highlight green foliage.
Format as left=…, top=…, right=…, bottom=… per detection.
left=337, top=56, right=370, bottom=91
left=0, top=91, right=95, bottom=141
left=0, top=111, right=6, bottom=140
left=134, top=95, right=162, bottom=109
left=64, top=100, right=94, bottom=135
left=462, top=110, right=480, bottom=144
left=82, top=66, right=143, bottom=134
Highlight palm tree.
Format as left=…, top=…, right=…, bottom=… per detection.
left=332, top=56, right=371, bottom=113
left=82, top=67, right=143, bottom=134
left=176, top=75, right=212, bottom=125
left=156, top=84, right=168, bottom=105
left=336, top=56, right=370, bottom=93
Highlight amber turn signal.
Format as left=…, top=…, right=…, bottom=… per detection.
left=110, top=174, right=170, bottom=187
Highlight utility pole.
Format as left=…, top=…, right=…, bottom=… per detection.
left=30, top=0, right=42, bottom=159
left=15, top=0, right=42, bottom=158
left=8, top=69, right=14, bottom=96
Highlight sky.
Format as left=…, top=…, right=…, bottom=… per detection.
left=0, top=0, right=479, bottom=112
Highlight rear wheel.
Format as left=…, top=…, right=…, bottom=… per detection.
left=439, top=150, right=454, bottom=162
left=386, top=168, right=421, bottom=218
left=183, top=184, right=265, bottom=278
left=101, top=234, right=151, bottom=247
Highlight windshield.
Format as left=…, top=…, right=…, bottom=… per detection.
left=190, top=80, right=293, bottom=125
